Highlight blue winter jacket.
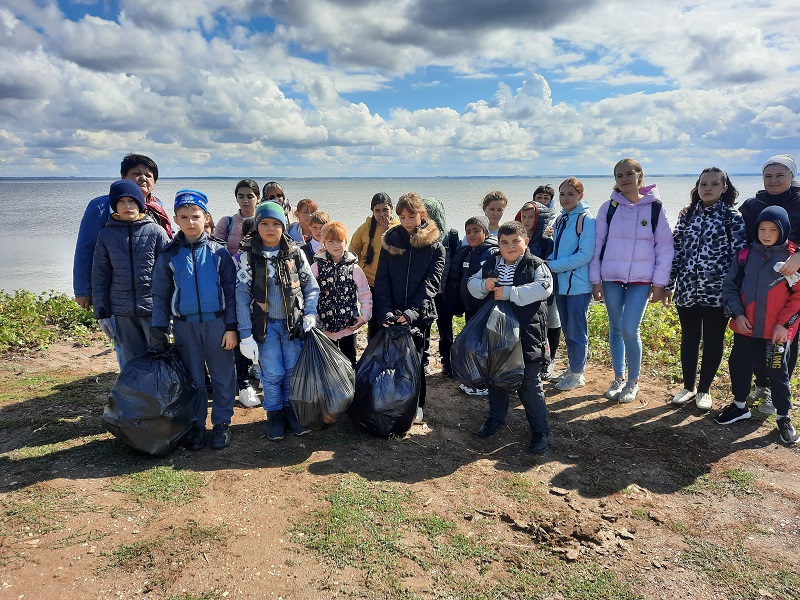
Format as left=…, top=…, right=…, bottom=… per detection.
left=547, top=200, right=596, bottom=296
left=92, top=215, right=170, bottom=319
left=151, top=232, right=237, bottom=330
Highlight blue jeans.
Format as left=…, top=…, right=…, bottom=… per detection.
left=555, top=293, right=592, bottom=374
left=257, top=319, right=304, bottom=412
left=601, top=282, right=651, bottom=381
left=487, top=362, right=549, bottom=434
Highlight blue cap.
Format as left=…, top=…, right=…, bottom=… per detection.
left=254, top=201, right=287, bottom=230
left=109, top=179, right=145, bottom=212
left=174, top=189, right=209, bottom=214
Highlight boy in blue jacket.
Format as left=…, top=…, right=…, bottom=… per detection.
left=92, top=179, right=170, bottom=367
left=468, top=220, right=553, bottom=453
left=151, top=190, right=238, bottom=451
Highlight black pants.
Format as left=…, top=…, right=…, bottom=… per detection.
left=332, top=333, right=357, bottom=369
left=233, top=345, right=252, bottom=390
left=423, top=294, right=454, bottom=368
left=676, top=304, right=729, bottom=393
left=415, top=324, right=431, bottom=408
left=730, top=334, right=792, bottom=414
left=754, top=332, right=799, bottom=388
left=547, top=327, right=561, bottom=362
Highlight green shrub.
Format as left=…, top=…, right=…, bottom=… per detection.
left=0, top=290, right=97, bottom=352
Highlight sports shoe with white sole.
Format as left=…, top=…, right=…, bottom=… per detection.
left=714, top=403, right=751, bottom=425
left=238, top=385, right=261, bottom=408
left=618, top=382, right=639, bottom=404
left=777, top=416, right=799, bottom=444
left=758, top=397, right=777, bottom=415
left=671, top=388, right=697, bottom=405
left=695, top=392, right=713, bottom=411
left=413, top=407, right=424, bottom=424
left=604, top=378, right=626, bottom=400
left=555, top=372, right=585, bottom=391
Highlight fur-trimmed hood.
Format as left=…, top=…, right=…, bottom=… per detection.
left=381, top=220, right=441, bottom=256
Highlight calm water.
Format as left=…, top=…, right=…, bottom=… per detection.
left=0, top=175, right=764, bottom=295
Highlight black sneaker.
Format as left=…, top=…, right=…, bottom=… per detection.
left=529, top=432, right=549, bottom=454
left=209, top=424, right=232, bottom=449
left=184, top=426, right=206, bottom=451
left=714, top=403, right=751, bottom=425
left=777, top=417, right=799, bottom=445
left=477, top=418, right=504, bottom=438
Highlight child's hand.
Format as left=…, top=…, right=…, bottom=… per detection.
left=592, top=283, right=604, bottom=301
left=221, top=331, right=238, bottom=351
left=544, top=225, right=554, bottom=237
left=649, top=286, right=665, bottom=304
left=493, top=286, right=505, bottom=300
left=773, top=324, right=789, bottom=343
left=661, top=288, right=673, bottom=307
left=485, top=277, right=498, bottom=292
left=734, top=315, right=752, bottom=333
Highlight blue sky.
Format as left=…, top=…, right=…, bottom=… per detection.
left=1, top=0, right=799, bottom=177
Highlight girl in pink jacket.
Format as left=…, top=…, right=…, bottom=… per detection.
left=589, top=158, right=674, bottom=404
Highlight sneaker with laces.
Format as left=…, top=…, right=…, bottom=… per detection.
left=695, top=392, right=713, bottom=411
left=555, top=372, right=585, bottom=391
left=529, top=432, right=549, bottom=454
left=758, top=396, right=777, bottom=415
left=413, top=407, right=424, bottom=424
left=777, top=417, right=799, bottom=444
left=551, top=368, right=570, bottom=383
left=184, top=426, right=206, bottom=451
left=604, top=378, right=626, bottom=400
left=541, top=362, right=556, bottom=380
left=671, top=388, right=697, bottom=405
left=714, top=403, right=751, bottom=425
left=238, top=385, right=261, bottom=408
left=477, top=417, right=504, bottom=438
left=749, top=385, right=770, bottom=402
left=209, top=424, right=232, bottom=449
left=618, top=381, right=639, bottom=404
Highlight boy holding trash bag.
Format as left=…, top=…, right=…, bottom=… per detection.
left=467, top=220, right=554, bottom=453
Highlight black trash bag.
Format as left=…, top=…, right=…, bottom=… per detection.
left=451, top=300, right=524, bottom=394
left=347, top=325, right=421, bottom=437
left=289, top=328, right=355, bottom=429
left=102, top=348, right=198, bottom=457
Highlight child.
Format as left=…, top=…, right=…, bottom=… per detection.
left=92, top=179, right=170, bottom=366
left=151, top=190, right=238, bottom=451
left=467, top=220, right=554, bottom=453
left=374, top=192, right=445, bottom=424
left=547, top=178, right=596, bottom=391
left=716, top=206, right=800, bottom=444
left=288, top=198, right=318, bottom=243
left=423, top=196, right=461, bottom=376
left=519, top=200, right=560, bottom=380
left=462, top=191, right=507, bottom=245
left=236, top=201, right=320, bottom=441
left=446, top=215, right=498, bottom=396
left=310, top=221, right=373, bottom=368
left=668, top=168, right=746, bottom=410
left=215, top=179, right=260, bottom=255
left=300, top=211, right=330, bottom=264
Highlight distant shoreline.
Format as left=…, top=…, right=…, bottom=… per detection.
left=0, top=174, right=761, bottom=181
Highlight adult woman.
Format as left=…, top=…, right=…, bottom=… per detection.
left=262, top=181, right=297, bottom=225
left=739, top=155, right=800, bottom=413
left=589, top=158, right=674, bottom=404
left=349, top=192, right=399, bottom=339
left=667, top=168, right=746, bottom=410
left=214, top=179, right=260, bottom=254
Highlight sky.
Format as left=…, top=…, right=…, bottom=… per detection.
left=1, top=0, right=799, bottom=178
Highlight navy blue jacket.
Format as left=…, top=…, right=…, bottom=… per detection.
left=91, top=215, right=170, bottom=319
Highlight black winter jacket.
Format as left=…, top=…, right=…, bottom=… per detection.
left=444, top=238, right=499, bottom=317
left=374, top=221, right=445, bottom=326
left=740, top=187, right=800, bottom=244
left=92, top=214, right=170, bottom=319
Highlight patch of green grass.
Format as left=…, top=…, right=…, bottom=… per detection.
left=680, top=537, right=799, bottom=599
left=683, top=468, right=760, bottom=498
left=671, top=521, right=689, bottom=534
left=630, top=508, right=650, bottom=520
left=0, top=432, right=111, bottom=461
left=110, top=466, right=206, bottom=505
left=556, top=563, right=645, bottom=599
left=167, top=593, right=221, bottom=600
left=417, top=515, right=456, bottom=537
left=493, top=472, right=535, bottom=502
left=0, top=290, right=97, bottom=353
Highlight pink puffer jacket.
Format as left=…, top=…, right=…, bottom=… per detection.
left=589, top=185, right=674, bottom=286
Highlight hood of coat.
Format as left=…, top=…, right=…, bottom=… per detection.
left=559, top=199, right=591, bottom=217
left=610, top=183, right=661, bottom=207
left=381, top=220, right=441, bottom=256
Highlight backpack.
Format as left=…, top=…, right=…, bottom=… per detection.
left=553, top=211, right=587, bottom=257
left=598, top=200, right=661, bottom=262
left=224, top=215, right=233, bottom=238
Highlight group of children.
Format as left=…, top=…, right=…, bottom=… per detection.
left=91, top=156, right=800, bottom=454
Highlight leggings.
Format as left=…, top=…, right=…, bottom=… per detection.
left=676, top=304, right=729, bottom=393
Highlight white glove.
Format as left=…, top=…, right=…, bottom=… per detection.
left=774, top=262, right=800, bottom=287
left=239, top=336, right=259, bottom=364
left=302, top=315, right=316, bottom=332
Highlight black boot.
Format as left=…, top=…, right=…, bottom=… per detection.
left=266, top=410, right=285, bottom=441
left=284, top=404, right=310, bottom=436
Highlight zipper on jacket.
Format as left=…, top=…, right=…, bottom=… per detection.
left=405, top=245, right=412, bottom=309
left=192, top=245, right=203, bottom=320
left=127, top=222, right=138, bottom=314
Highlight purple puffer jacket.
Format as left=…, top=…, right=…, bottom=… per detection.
left=589, top=185, right=674, bottom=286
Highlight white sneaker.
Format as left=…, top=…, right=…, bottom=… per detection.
left=459, top=383, right=473, bottom=394
left=758, top=397, right=777, bottom=415
left=413, top=407, right=424, bottom=423
left=238, top=385, right=261, bottom=408
left=475, top=388, right=489, bottom=396
left=552, top=368, right=570, bottom=383
left=671, top=388, right=697, bottom=405
left=618, top=382, right=640, bottom=404
left=555, top=372, right=585, bottom=391
left=542, top=362, right=556, bottom=380
left=604, top=378, right=626, bottom=400
left=695, top=392, right=713, bottom=411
